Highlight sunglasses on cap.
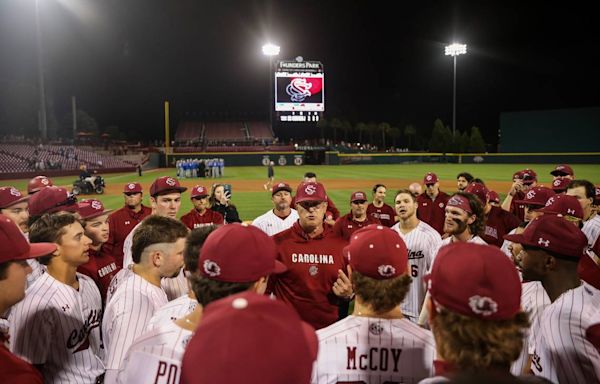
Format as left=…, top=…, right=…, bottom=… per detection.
left=351, top=200, right=368, bottom=205
left=124, top=192, right=141, bottom=196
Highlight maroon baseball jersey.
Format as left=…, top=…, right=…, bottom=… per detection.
left=510, top=191, right=526, bottom=222
left=332, top=213, right=380, bottom=241
left=416, top=191, right=450, bottom=236
left=291, top=195, right=340, bottom=220
left=366, top=203, right=396, bottom=227
left=268, top=222, right=347, bottom=330
left=180, top=208, right=224, bottom=230
left=482, top=206, right=522, bottom=247
left=105, top=205, right=152, bottom=268
left=77, top=247, right=121, bottom=303
left=0, top=334, right=43, bottom=384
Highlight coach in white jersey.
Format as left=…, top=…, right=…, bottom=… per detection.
left=313, top=225, right=435, bottom=383
left=10, top=213, right=104, bottom=383
left=121, top=176, right=188, bottom=301
left=252, top=182, right=299, bottom=236
left=119, top=223, right=286, bottom=384
left=392, top=189, right=441, bottom=323
left=146, top=225, right=217, bottom=330
left=103, top=215, right=188, bottom=384
left=567, top=179, right=600, bottom=247
left=421, top=242, right=532, bottom=383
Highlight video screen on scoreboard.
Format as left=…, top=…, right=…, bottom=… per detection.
left=275, top=72, right=324, bottom=112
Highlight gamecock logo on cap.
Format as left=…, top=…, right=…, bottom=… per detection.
left=468, top=295, right=498, bottom=316
left=553, top=179, right=561, bottom=187
left=526, top=190, right=536, bottom=200
left=304, top=184, right=316, bottom=195
left=426, top=175, right=432, bottom=181
left=10, top=188, right=20, bottom=197
left=377, top=265, right=396, bottom=278
left=128, top=183, right=136, bottom=190
left=165, top=178, right=176, bottom=186
left=203, top=260, right=221, bottom=277
left=286, top=78, right=313, bottom=102
left=41, top=178, right=49, bottom=185
left=91, top=200, right=102, bottom=210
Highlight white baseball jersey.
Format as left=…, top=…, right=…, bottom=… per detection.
left=392, top=221, right=442, bottom=321
left=510, top=281, right=551, bottom=376
left=102, top=269, right=168, bottom=378
left=9, top=272, right=104, bottom=383
left=439, top=234, right=487, bottom=247
left=122, top=222, right=189, bottom=301
left=500, top=227, right=519, bottom=259
left=583, top=215, right=600, bottom=248
left=146, top=294, right=198, bottom=331
left=252, top=208, right=299, bottom=236
left=531, top=281, right=600, bottom=383
left=26, top=258, right=45, bottom=288
left=116, top=320, right=192, bottom=384
left=311, top=315, right=435, bottom=384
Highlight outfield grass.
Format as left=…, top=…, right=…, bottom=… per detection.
left=2, top=164, right=598, bottom=221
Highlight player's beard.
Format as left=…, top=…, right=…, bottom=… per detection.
left=447, top=217, right=468, bottom=236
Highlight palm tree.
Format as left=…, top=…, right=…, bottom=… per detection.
left=341, top=120, right=352, bottom=141
left=378, top=122, right=391, bottom=150
left=403, top=124, right=416, bottom=149
left=366, top=122, right=377, bottom=146
left=389, top=126, right=401, bottom=147
left=316, top=117, right=328, bottom=141
left=355, top=122, right=367, bottom=143
left=330, top=118, right=342, bottom=144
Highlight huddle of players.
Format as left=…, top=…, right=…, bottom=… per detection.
left=1, top=165, right=600, bottom=384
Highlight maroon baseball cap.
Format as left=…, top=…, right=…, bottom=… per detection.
left=0, top=187, right=29, bottom=209
left=578, top=246, right=600, bottom=290
left=446, top=194, right=473, bottom=214
left=514, top=186, right=555, bottom=207
left=149, top=176, right=187, bottom=196
left=198, top=223, right=286, bottom=282
left=0, top=214, right=57, bottom=264
left=551, top=177, right=570, bottom=193
left=465, top=183, right=489, bottom=204
left=295, top=182, right=327, bottom=203
left=550, top=164, right=574, bottom=177
left=595, top=186, right=600, bottom=205
left=343, top=225, right=408, bottom=279
left=29, top=186, right=78, bottom=216
left=520, top=169, right=537, bottom=185
left=423, top=172, right=439, bottom=185
left=77, top=199, right=113, bottom=220
left=540, top=194, right=584, bottom=220
left=27, top=175, right=53, bottom=194
left=123, top=182, right=143, bottom=194
left=271, top=182, right=292, bottom=196
left=488, top=190, right=500, bottom=204
left=503, top=214, right=588, bottom=259
left=425, top=242, right=521, bottom=321
left=190, top=185, right=209, bottom=199
left=350, top=191, right=368, bottom=203
left=181, top=291, right=317, bottom=384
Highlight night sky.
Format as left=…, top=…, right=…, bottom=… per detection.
left=0, top=1, right=598, bottom=147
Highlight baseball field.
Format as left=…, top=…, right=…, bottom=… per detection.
left=3, top=163, right=598, bottom=221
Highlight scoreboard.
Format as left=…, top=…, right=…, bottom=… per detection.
left=274, top=59, right=324, bottom=122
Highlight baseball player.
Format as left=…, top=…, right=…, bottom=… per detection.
left=27, top=175, right=53, bottom=194
left=10, top=213, right=104, bottom=383
left=502, top=169, right=538, bottom=222
left=252, top=182, right=299, bottom=236
left=312, top=225, right=435, bottom=383
left=267, top=181, right=352, bottom=330
left=290, top=172, right=340, bottom=222
left=27, top=186, right=78, bottom=226
left=76, top=199, right=121, bottom=303
left=263, top=160, right=275, bottom=191
left=421, top=242, right=530, bottom=383
left=408, top=182, right=423, bottom=198
left=333, top=191, right=380, bottom=240
left=416, top=172, right=450, bottom=235
left=529, top=230, right=599, bottom=382
left=102, top=216, right=188, bottom=383
left=550, top=164, right=575, bottom=181
left=456, top=172, right=474, bottom=192
left=539, top=194, right=585, bottom=226
left=104, top=182, right=151, bottom=268
left=121, top=176, right=188, bottom=301
left=181, top=291, right=318, bottom=384
left=146, top=225, right=217, bottom=330
left=514, top=186, right=556, bottom=224
left=391, top=189, right=441, bottom=323
left=581, top=238, right=600, bottom=351
left=551, top=177, right=570, bottom=194
left=180, top=185, right=224, bottom=230
left=440, top=192, right=487, bottom=246
left=567, top=179, right=600, bottom=247
left=0, top=215, right=56, bottom=384
left=366, top=184, right=397, bottom=227
left=488, top=190, right=501, bottom=207
left=465, top=182, right=522, bottom=247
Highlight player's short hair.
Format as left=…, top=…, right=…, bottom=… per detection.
left=131, top=215, right=188, bottom=264
left=29, top=213, right=79, bottom=265
left=431, top=307, right=529, bottom=371
left=372, top=184, right=387, bottom=193
left=455, top=191, right=485, bottom=236
left=304, top=172, right=317, bottom=179
left=567, top=179, right=595, bottom=199
left=457, top=172, right=474, bottom=182
left=395, top=189, right=417, bottom=203
left=188, top=275, right=253, bottom=307
left=471, top=178, right=485, bottom=186
left=351, top=271, right=412, bottom=313
left=184, top=225, right=218, bottom=274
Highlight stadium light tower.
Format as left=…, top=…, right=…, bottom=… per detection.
left=262, top=43, right=280, bottom=134
left=35, top=0, right=48, bottom=139
left=445, top=43, right=467, bottom=137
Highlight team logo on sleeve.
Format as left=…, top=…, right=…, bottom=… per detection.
left=203, top=260, right=221, bottom=277
left=377, top=265, right=396, bottom=277
left=468, top=295, right=498, bottom=316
